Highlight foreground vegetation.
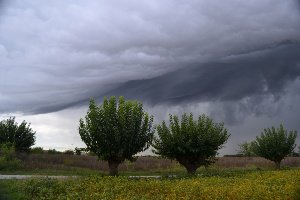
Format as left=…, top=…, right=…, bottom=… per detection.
left=1, top=154, right=300, bottom=175
left=1, top=168, right=299, bottom=200
left=1, top=154, right=300, bottom=199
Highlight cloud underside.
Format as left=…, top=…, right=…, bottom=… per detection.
left=0, top=0, right=299, bottom=119
left=106, top=43, right=300, bottom=104
left=3, top=42, right=299, bottom=117
left=103, top=42, right=300, bottom=125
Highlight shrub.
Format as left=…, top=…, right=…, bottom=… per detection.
left=238, top=141, right=256, bottom=157
left=79, top=96, right=154, bottom=176
left=47, top=149, right=62, bottom=154
left=63, top=150, right=74, bottom=155
left=30, top=147, right=44, bottom=154
left=252, top=124, right=297, bottom=169
left=153, top=113, right=230, bottom=174
left=0, top=143, right=22, bottom=170
left=0, top=117, right=35, bottom=152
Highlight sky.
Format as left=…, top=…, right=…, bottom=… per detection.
left=0, top=0, right=300, bottom=155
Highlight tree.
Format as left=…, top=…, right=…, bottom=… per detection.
left=0, top=117, right=36, bottom=152
left=152, top=113, right=230, bottom=174
left=74, top=147, right=86, bottom=155
left=238, top=141, right=256, bottom=157
left=79, top=96, right=154, bottom=176
left=252, top=124, right=297, bottom=169
left=0, top=143, right=22, bottom=170
left=30, top=147, right=44, bottom=154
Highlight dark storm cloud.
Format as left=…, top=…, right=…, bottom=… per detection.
left=106, top=42, right=300, bottom=105
left=0, top=0, right=5, bottom=7
left=0, top=0, right=300, bottom=115
left=0, top=0, right=7, bottom=14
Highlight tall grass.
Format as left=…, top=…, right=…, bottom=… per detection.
left=7, top=169, right=300, bottom=200
left=15, top=153, right=300, bottom=173
left=216, top=156, right=300, bottom=168
left=17, top=154, right=176, bottom=172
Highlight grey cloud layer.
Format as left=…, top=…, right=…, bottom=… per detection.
left=0, top=0, right=300, bottom=115
left=107, top=42, right=300, bottom=125
left=108, top=43, right=300, bottom=104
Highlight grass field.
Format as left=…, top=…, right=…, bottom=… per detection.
left=1, top=168, right=299, bottom=200
left=3, top=154, right=299, bottom=175
left=1, top=155, right=300, bottom=199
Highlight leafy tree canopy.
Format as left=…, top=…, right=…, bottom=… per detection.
left=238, top=141, right=256, bottom=157
left=79, top=96, right=154, bottom=175
left=253, top=124, right=297, bottom=169
left=0, top=117, right=36, bottom=152
left=153, top=113, right=230, bottom=174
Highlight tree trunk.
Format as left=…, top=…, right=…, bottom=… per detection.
left=184, top=163, right=198, bottom=175
left=108, top=160, right=120, bottom=176
left=275, top=161, right=281, bottom=170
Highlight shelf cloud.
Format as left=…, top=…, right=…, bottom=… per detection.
left=0, top=0, right=300, bottom=152
left=1, top=0, right=300, bottom=114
